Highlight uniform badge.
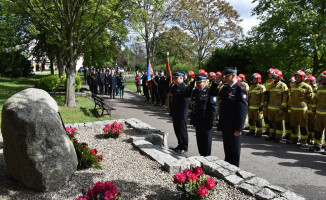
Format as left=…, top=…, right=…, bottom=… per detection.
left=243, top=94, right=247, bottom=99
left=212, top=97, right=217, bottom=102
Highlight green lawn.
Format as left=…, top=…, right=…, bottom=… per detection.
left=0, top=73, right=113, bottom=127
left=125, top=77, right=137, bottom=93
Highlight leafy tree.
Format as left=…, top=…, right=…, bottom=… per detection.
left=251, top=0, right=326, bottom=75
left=14, top=0, right=139, bottom=107
left=171, top=0, right=243, bottom=67
left=130, top=42, right=146, bottom=71
left=153, top=26, right=196, bottom=67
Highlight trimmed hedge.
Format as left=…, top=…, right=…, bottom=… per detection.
left=38, top=75, right=61, bottom=92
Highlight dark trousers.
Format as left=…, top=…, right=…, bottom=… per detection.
left=105, top=84, right=109, bottom=95
left=152, top=86, right=159, bottom=104
left=110, top=87, right=116, bottom=98
left=159, top=88, right=166, bottom=106
left=222, top=130, right=241, bottom=167
left=196, top=123, right=212, bottom=156
left=172, top=116, right=188, bottom=151
left=91, top=83, right=98, bottom=95
left=116, top=85, right=120, bottom=95
left=143, top=85, right=150, bottom=102
left=98, top=83, right=104, bottom=95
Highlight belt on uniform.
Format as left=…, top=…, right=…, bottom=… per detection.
left=291, top=105, right=308, bottom=111
left=249, top=105, right=260, bottom=109
left=316, top=108, right=326, bottom=115
left=268, top=105, right=281, bottom=110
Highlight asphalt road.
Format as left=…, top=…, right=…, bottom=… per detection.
left=102, top=88, right=326, bottom=200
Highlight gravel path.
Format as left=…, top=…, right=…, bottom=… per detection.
left=0, top=126, right=254, bottom=200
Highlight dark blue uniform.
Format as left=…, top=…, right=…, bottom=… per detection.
left=90, top=71, right=98, bottom=95
left=158, top=75, right=168, bottom=106
left=170, top=81, right=192, bottom=151
left=219, top=82, right=248, bottom=167
left=190, top=85, right=218, bottom=156
left=142, top=74, right=150, bottom=103
left=99, top=71, right=106, bottom=95
left=108, top=74, right=117, bottom=99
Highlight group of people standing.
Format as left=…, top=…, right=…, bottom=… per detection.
left=135, top=70, right=170, bottom=107
left=84, top=67, right=126, bottom=99
left=160, top=67, right=326, bottom=167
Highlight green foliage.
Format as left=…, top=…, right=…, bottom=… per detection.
left=0, top=50, right=32, bottom=77
left=61, top=75, right=82, bottom=92
left=171, top=63, right=199, bottom=74
left=38, top=75, right=61, bottom=92
left=251, top=0, right=326, bottom=75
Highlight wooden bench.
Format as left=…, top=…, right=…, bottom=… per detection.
left=92, top=95, right=115, bottom=117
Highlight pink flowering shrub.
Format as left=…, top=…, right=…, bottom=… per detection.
left=76, top=181, right=122, bottom=200
left=103, top=121, right=124, bottom=138
left=173, top=166, right=218, bottom=199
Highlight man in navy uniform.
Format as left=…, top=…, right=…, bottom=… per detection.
left=108, top=70, right=117, bottom=99
left=190, top=73, right=218, bottom=156
left=98, top=68, right=106, bottom=95
left=170, top=71, right=192, bottom=154
left=218, top=67, right=248, bottom=167
left=158, top=70, right=167, bottom=107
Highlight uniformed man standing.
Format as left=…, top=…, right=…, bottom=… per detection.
left=265, top=69, right=288, bottom=142
left=153, top=70, right=160, bottom=106
left=190, top=73, right=218, bottom=156
left=158, top=70, right=167, bottom=107
left=142, top=71, right=150, bottom=103
left=305, top=75, right=317, bottom=144
left=287, top=70, right=313, bottom=147
left=263, top=68, right=275, bottom=135
left=248, top=73, right=266, bottom=137
left=239, top=74, right=250, bottom=91
left=90, top=68, right=98, bottom=96
left=310, top=71, right=326, bottom=152
left=218, top=67, right=248, bottom=167
left=98, top=68, right=106, bottom=95
left=108, top=70, right=117, bottom=99
left=170, top=71, right=192, bottom=154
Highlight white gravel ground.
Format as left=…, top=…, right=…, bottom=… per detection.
left=0, top=126, right=255, bottom=200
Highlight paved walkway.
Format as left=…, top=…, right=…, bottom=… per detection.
left=99, top=89, right=325, bottom=200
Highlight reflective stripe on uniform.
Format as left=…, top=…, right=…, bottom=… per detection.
left=249, top=105, right=260, bottom=109
left=291, top=88, right=307, bottom=92
left=291, top=105, right=308, bottom=111
left=317, top=90, right=326, bottom=94
left=249, top=90, right=262, bottom=93
left=268, top=105, right=280, bottom=110
left=270, top=89, right=284, bottom=92
left=316, top=108, right=326, bottom=115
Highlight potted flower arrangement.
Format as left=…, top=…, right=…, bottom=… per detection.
left=103, top=121, right=124, bottom=138
left=66, top=127, right=103, bottom=169
left=173, top=166, right=218, bottom=200
left=76, top=181, right=122, bottom=200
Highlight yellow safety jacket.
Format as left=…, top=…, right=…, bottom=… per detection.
left=248, top=83, right=266, bottom=110
left=265, top=78, right=274, bottom=91
left=242, top=82, right=250, bottom=91
left=266, top=81, right=288, bottom=110
left=313, top=84, right=326, bottom=115
left=290, top=82, right=313, bottom=111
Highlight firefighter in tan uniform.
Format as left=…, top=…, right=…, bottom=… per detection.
left=305, top=75, right=317, bottom=144
left=284, top=77, right=295, bottom=140
left=286, top=70, right=313, bottom=147
left=208, top=72, right=216, bottom=87
left=248, top=73, right=266, bottom=137
left=265, top=69, right=288, bottom=142
left=187, top=71, right=195, bottom=86
left=238, top=74, right=249, bottom=91
left=264, top=68, right=276, bottom=135
left=310, top=71, right=326, bottom=152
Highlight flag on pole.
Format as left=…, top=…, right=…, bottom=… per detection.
left=146, top=59, right=153, bottom=86
left=166, top=56, right=172, bottom=85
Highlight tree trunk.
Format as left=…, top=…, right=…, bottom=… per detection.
left=64, top=33, right=77, bottom=107
left=50, top=59, right=54, bottom=75
left=57, top=52, right=65, bottom=77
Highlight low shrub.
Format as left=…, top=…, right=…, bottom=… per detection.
left=61, top=74, right=82, bottom=92
left=38, top=75, right=61, bottom=91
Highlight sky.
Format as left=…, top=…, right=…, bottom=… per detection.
left=227, top=0, right=260, bottom=35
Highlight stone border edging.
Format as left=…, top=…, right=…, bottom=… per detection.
left=49, top=91, right=92, bottom=97
left=66, top=118, right=305, bottom=200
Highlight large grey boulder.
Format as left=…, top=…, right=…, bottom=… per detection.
left=1, top=88, right=78, bottom=191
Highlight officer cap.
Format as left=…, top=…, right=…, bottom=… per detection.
left=223, top=67, right=237, bottom=76
left=160, top=69, right=164, bottom=73
left=195, top=73, right=207, bottom=82
left=155, top=69, right=159, bottom=72
left=173, top=71, right=184, bottom=77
